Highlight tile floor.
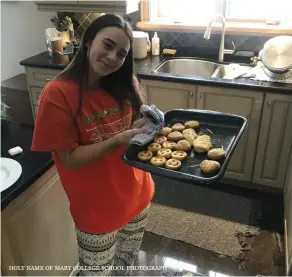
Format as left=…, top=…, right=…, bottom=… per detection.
left=131, top=183, right=285, bottom=276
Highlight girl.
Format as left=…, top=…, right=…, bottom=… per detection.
left=31, top=14, right=154, bottom=276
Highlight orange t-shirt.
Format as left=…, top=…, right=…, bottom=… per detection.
left=31, top=79, right=154, bottom=234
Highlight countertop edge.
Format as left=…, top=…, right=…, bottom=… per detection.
left=1, top=159, right=54, bottom=211
left=137, top=73, right=292, bottom=93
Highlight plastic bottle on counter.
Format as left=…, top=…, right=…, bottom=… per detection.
left=151, top=32, right=160, bottom=56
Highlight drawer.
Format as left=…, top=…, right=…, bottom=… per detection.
left=30, top=86, right=43, bottom=105
left=26, top=67, right=61, bottom=87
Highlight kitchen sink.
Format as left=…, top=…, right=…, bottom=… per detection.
left=212, top=64, right=253, bottom=79
left=154, top=58, right=253, bottom=80
left=154, top=58, right=219, bottom=78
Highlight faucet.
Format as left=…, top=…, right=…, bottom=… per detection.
left=204, top=15, right=235, bottom=62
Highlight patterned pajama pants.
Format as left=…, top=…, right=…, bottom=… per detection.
left=75, top=204, right=150, bottom=276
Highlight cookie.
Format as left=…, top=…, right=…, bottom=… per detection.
left=167, top=131, right=184, bottom=142
left=171, top=151, right=187, bottom=161
left=193, top=135, right=212, bottom=153
left=137, top=150, right=153, bottom=162
left=184, top=120, right=200, bottom=129
left=171, top=123, right=185, bottom=132
left=165, top=158, right=182, bottom=170
left=200, top=160, right=220, bottom=174
left=182, top=129, right=197, bottom=144
left=154, top=136, right=167, bottom=145
left=162, top=141, right=177, bottom=150
left=160, top=127, right=172, bottom=136
left=157, top=148, right=172, bottom=159
left=150, top=156, right=166, bottom=167
left=175, top=139, right=191, bottom=151
left=207, top=148, right=226, bottom=160
left=147, top=143, right=162, bottom=153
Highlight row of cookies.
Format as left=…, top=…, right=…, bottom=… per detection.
left=137, top=146, right=187, bottom=170
left=137, top=129, right=193, bottom=170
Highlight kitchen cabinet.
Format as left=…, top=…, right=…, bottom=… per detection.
left=25, top=67, right=62, bottom=121
left=35, top=0, right=139, bottom=13
left=140, top=79, right=196, bottom=112
left=196, top=86, right=264, bottom=182
left=253, top=93, right=292, bottom=188
left=1, top=166, right=78, bottom=276
left=284, top=148, right=292, bottom=275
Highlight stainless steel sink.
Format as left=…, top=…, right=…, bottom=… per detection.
left=154, top=58, right=219, bottom=78
left=154, top=58, right=253, bottom=80
left=212, top=64, right=253, bottom=79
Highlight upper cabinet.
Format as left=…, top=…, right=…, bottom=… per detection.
left=253, top=93, right=292, bottom=188
left=35, top=0, right=139, bottom=13
left=196, top=86, right=264, bottom=182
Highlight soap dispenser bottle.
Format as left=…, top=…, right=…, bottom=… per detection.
left=152, top=32, right=160, bottom=56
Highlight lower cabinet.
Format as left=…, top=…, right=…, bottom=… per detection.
left=253, top=93, right=292, bottom=188
left=140, top=79, right=196, bottom=112
left=25, top=67, right=62, bottom=121
left=284, top=148, right=292, bottom=275
left=1, top=166, right=78, bottom=276
left=196, top=86, right=263, bottom=182
left=139, top=79, right=292, bottom=188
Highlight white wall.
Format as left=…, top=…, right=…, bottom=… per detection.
left=1, top=1, right=56, bottom=81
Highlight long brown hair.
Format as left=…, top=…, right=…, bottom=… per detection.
left=58, top=14, right=144, bottom=122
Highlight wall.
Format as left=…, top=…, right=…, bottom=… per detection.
left=1, top=2, right=56, bottom=81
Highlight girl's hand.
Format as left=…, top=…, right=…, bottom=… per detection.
left=115, top=127, right=147, bottom=146
left=131, top=117, right=149, bottom=129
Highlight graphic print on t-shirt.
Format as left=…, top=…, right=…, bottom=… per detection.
left=88, top=113, right=132, bottom=143
left=80, top=99, right=132, bottom=144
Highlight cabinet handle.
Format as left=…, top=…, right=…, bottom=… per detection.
left=200, top=93, right=203, bottom=98
left=46, top=78, right=51, bottom=82
left=190, top=92, right=193, bottom=97
left=268, top=99, right=272, bottom=106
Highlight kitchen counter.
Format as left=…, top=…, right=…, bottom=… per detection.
left=1, top=121, right=54, bottom=210
left=20, top=51, right=292, bottom=94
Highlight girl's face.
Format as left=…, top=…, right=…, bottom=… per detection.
left=87, top=26, right=131, bottom=77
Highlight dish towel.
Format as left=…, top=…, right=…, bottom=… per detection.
left=131, top=104, right=165, bottom=146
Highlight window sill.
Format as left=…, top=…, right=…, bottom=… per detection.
left=136, top=21, right=292, bottom=36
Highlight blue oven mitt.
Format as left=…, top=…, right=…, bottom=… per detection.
left=131, top=104, right=165, bottom=146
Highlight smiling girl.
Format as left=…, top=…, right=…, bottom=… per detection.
left=31, top=14, right=154, bottom=276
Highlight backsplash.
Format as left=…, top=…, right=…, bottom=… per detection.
left=148, top=32, right=272, bottom=53
left=67, top=12, right=272, bottom=53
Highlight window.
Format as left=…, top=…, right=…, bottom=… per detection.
left=153, top=0, right=219, bottom=23
left=149, top=0, right=292, bottom=24
left=226, top=0, right=292, bottom=23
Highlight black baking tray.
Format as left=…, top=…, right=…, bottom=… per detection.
left=122, top=109, right=247, bottom=185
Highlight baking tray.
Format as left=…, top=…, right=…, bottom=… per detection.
left=122, top=109, right=247, bottom=185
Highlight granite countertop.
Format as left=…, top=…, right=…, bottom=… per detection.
left=20, top=50, right=292, bottom=94
left=1, top=121, right=54, bottom=210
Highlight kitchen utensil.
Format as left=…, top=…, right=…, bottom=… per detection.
left=132, top=31, right=150, bottom=59
left=45, top=28, right=60, bottom=55
left=260, top=36, right=292, bottom=73
left=122, top=109, right=247, bottom=186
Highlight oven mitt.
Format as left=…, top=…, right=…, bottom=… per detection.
left=131, top=104, right=165, bottom=146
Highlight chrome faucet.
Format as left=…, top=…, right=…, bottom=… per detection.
left=204, top=15, right=235, bottom=62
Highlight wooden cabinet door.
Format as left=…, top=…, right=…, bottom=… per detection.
left=284, top=148, right=292, bottom=276
left=253, top=93, right=292, bottom=188
left=1, top=167, right=78, bottom=276
left=196, top=86, right=264, bottom=182
left=140, top=79, right=196, bottom=112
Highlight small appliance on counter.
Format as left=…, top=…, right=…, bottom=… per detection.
left=132, top=31, right=150, bottom=59
left=249, top=36, right=292, bottom=84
